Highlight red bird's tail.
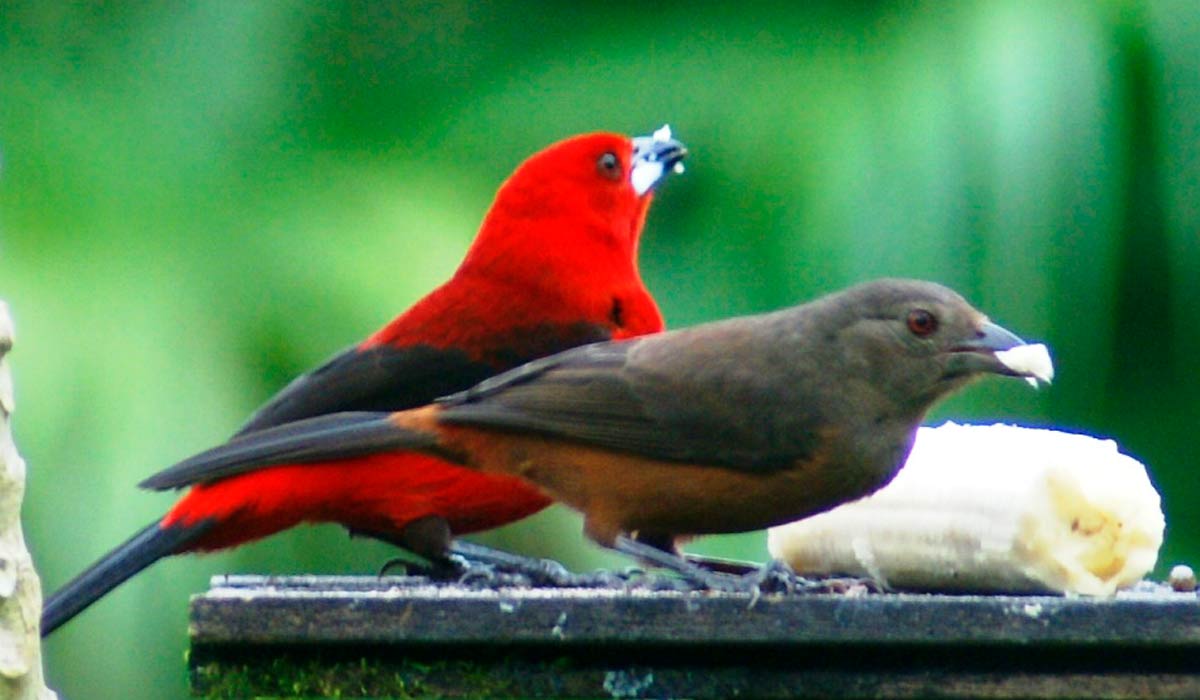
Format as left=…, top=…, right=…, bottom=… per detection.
left=40, top=518, right=212, bottom=637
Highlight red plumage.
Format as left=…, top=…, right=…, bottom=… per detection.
left=44, top=129, right=684, bottom=635
left=162, top=132, right=666, bottom=550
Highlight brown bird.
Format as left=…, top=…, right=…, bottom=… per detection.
left=146, top=279, right=1048, bottom=580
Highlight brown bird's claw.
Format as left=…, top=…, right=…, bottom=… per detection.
left=812, top=575, right=886, bottom=595
left=614, top=536, right=746, bottom=592
left=745, top=558, right=800, bottom=596
left=682, top=552, right=762, bottom=575
left=742, top=560, right=889, bottom=599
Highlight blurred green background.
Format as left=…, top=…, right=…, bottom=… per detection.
left=1, top=1, right=1197, bottom=697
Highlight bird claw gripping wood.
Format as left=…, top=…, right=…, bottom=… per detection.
left=447, top=541, right=581, bottom=587
left=742, top=561, right=886, bottom=607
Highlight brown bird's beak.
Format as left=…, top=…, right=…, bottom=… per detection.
left=947, top=321, right=1055, bottom=387
left=631, top=125, right=688, bottom=196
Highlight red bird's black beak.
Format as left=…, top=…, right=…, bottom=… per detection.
left=631, top=125, right=687, bottom=195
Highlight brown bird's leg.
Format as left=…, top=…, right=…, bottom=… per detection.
left=613, top=536, right=748, bottom=591
left=682, top=554, right=762, bottom=575
left=630, top=531, right=757, bottom=575
left=622, top=533, right=849, bottom=595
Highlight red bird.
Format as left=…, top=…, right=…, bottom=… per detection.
left=42, top=127, right=687, bottom=635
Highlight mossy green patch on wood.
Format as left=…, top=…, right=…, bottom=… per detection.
left=192, top=652, right=554, bottom=699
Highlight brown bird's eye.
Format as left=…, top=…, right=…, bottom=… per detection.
left=597, top=151, right=622, bottom=180
left=906, top=309, right=938, bottom=337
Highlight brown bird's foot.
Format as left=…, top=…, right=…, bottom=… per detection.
left=682, top=553, right=762, bottom=575
left=806, top=575, right=886, bottom=595
left=614, top=536, right=747, bottom=592
left=741, top=560, right=886, bottom=598
left=745, top=558, right=800, bottom=595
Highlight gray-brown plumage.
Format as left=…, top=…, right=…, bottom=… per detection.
left=154, top=278, right=1044, bottom=562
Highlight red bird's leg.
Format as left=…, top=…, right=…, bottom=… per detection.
left=349, top=520, right=580, bottom=586
left=447, top=541, right=578, bottom=585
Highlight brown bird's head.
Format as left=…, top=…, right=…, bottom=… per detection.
left=813, top=279, right=1051, bottom=418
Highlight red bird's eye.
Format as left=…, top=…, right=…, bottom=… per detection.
left=596, top=151, right=622, bottom=181
left=906, top=309, right=938, bottom=336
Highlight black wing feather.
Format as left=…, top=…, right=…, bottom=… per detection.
left=234, top=344, right=496, bottom=436
left=141, top=412, right=447, bottom=490
left=236, top=321, right=615, bottom=436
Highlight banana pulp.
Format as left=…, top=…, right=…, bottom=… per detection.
left=767, top=422, right=1165, bottom=596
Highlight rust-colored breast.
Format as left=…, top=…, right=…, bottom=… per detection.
left=427, top=422, right=883, bottom=549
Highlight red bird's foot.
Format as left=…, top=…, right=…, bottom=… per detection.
left=446, top=541, right=578, bottom=586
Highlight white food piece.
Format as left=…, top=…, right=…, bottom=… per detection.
left=630, top=161, right=664, bottom=196
left=631, top=124, right=679, bottom=195
left=995, top=343, right=1054, bottom=388
left=767, top=422, right=1164, bottom=597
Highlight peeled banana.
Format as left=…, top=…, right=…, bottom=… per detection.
left=767, top=422, right=1164, bottom=596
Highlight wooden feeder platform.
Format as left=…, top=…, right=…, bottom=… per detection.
left=189, top=574, right=1200, bottom=699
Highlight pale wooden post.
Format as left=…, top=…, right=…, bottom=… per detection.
left=0, top=303, right=56, bottom=700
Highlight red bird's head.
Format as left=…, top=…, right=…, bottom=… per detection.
left=460, top=127, right=687, bottom=287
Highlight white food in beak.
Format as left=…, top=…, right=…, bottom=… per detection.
left=631, top=161, right=664, bottom=196
left=631, top=124, right=683, bottom=195
left=995, top=343, right=1054, bottom=387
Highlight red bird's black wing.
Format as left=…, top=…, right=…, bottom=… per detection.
left=234, top=320, right=615, bottom=437
left=234, top=344, right=498, bottom=437
left=142, top=323, right=615, bottom=489
left=139, top=412, right=454, bottom=490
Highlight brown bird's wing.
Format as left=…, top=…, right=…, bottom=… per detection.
left=144, top=314, right=831, bottom=490
left=438, top=324, right=824, bottom=472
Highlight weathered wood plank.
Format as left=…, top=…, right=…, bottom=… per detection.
left=189, top=575, right=1200, bottom=698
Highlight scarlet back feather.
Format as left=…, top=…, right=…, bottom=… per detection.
left=168, top=133, right=667, bottom=548
left=43, top=130, right=672, bottom=636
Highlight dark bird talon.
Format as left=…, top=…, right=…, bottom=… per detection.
left=818, top=575, right=885, bottom=595
left=455, top=563, right=500, bottom=587
left=746, top=558, right=799, bottom=596
left=447, top=541, right=578, bottom=587
left=376, top=557, right=416, bottom=577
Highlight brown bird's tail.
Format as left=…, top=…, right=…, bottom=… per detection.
left=138, top=412, right=451, bottom=491
left=41, top=518, right=213, bottom=636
